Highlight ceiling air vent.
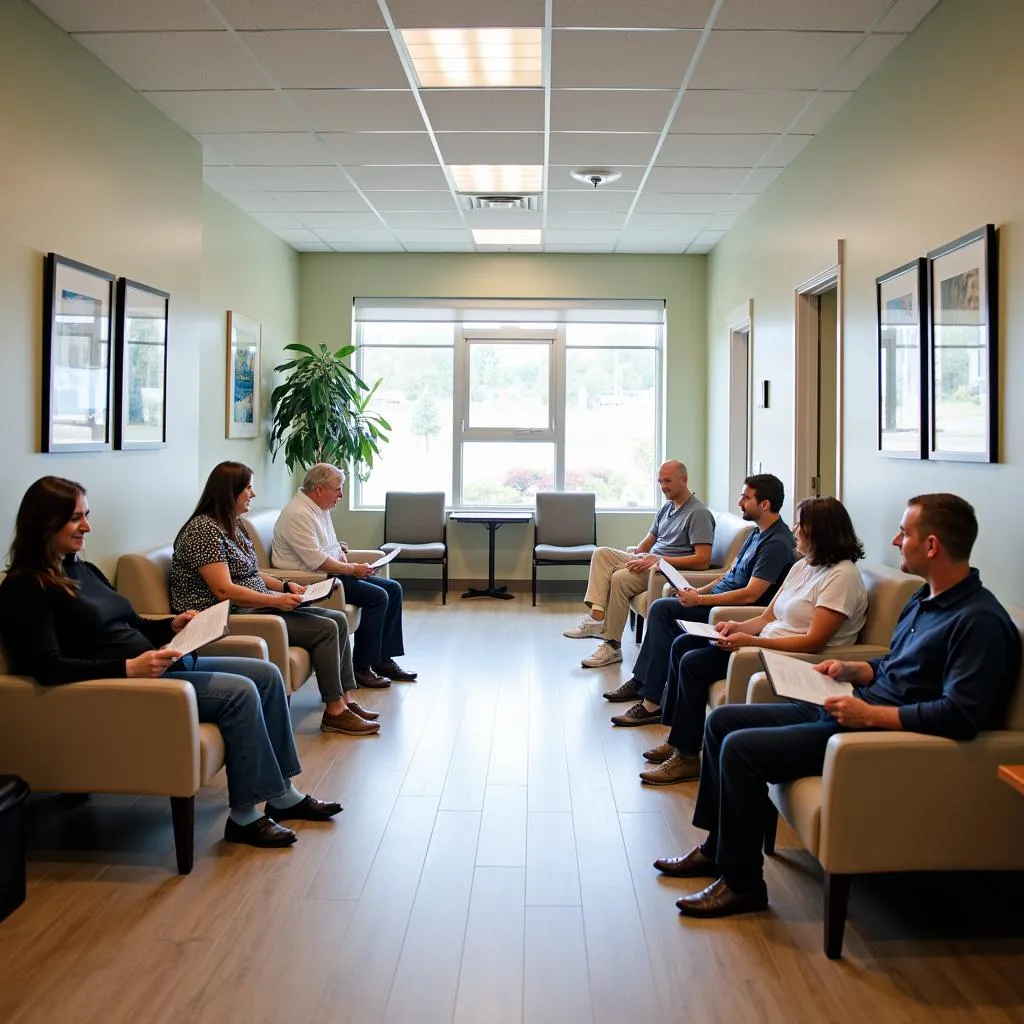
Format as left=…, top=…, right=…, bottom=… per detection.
left=460, top=193, right=541, bottom=211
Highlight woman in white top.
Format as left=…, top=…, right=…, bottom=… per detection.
left=640, top=496, right=869, bottom=785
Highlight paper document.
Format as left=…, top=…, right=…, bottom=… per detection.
left=299, top=578, right=336, bottom=604
left=758, top=650, right=853, bottom=706
left=676, top=620, right=722, bottom=639
left=368, top=548, right=400, bottom=570
left=165, top=601, right=230, bottom=657
left=658, top=558, right=693, bottom=591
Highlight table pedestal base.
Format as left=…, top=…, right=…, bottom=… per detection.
left=461, top=584, right=514, bottom=600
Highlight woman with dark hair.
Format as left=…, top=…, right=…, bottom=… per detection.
left=635, top=496, right=870, bottom=786
left=0, top=476, right=342, bottom=849
left=170, top=462, right=378, bottom=736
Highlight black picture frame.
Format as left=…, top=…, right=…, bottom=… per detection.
left=926, top=224, right=998, bottom=462
left=877, top=258, right=928, bottom=459
left=41, top=253, right=116, bottom=453
left=114, top=278, right=170, bottom=450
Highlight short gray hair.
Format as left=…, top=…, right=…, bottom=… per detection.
left=301, top=463, right=345, bottom=493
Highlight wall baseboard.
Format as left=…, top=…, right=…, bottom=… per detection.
left=399, top=577, right=586, bottom=597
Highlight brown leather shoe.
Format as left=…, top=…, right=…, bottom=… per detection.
left=321, top=708, right=381, bottom=735
left=642, top=741, right=674, bottom=764
left=675, top=877, right=768, bottom=918
left=610, top=701, right=661, bottom=727
left=603, top=678, right=640, bottom=702
left=224, top=815, right=297, bottom=848
left=346, top=700, right=380, bottom=721
left=654, top=845, right=719, bottom=878
left=375, top=658, right=417, bottom=681
left=265, top=794, right=343, bottom=821
left=639, top=751, right=700, bottom=785
left=354, top=667, right=391, bottom=689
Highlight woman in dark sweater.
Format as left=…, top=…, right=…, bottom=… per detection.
left=0, top=476, right=342, bottom=850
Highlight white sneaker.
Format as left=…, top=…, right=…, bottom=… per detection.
left=563, top=616, right=605, bottom=639
left=582, top=642, right=623, bottom=668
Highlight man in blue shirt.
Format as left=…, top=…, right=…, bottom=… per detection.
left=655, top=493, right=1021, bottom=921
left=606, top=475, right=796, bottom=748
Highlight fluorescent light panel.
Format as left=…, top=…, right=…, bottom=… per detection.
left=472, top=230, right=542, bottom=245
left=449, top=165, right=543, bottom=192
left=401, top=28, right=542, bottom=88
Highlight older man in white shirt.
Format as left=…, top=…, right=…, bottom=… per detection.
left=272, top=463, right=416, bottom=688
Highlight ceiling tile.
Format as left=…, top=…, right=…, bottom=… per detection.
left=549, top=165, right=646, bottom=190
left=331, top=241, right=404, bottom=250
left=361, top=191, right=459, bottom=211
left=713, top=0, right=890, bottom=31
left=241, top=30, right=407, bottom=88
left=690, top=229, right=728, bottom=246
left=216, top=0, right=385, bottom=29
left=704, top=213, right=740, bottom=230
left=387, top=0, right=545, bottom=28
left=546, top=212, right=626, bottom=229
left=549, top=132, right=658, bottom=166
left=550, top=90, right=676, bottom=132
left=546, top=191, right=634, bottom=212
left=269, top=192, right=370, bottom=212
left=286, top=90, right=425, bottom=131
left=193, top=132, right=333, bottom=165
left=73, top=31, right=267, bottom=90
left=143, top=90, right=302, bottom=133
left=633, top=192, right=757, bottom=214
left=875, top=0, right=942, bottom=33
left=422, top=90, right=544, bottom=131
left=761, top=134, right=813, bottom=167
left=616, top=233, right=696, bottom=251
left=275, top=228, right=331, bottom=248
left=320, top=132, right=438, bottom=164
left=249, top=211, right=308, bottom=230
left=465, top=210, right=542, bottom=229
left=436, top=132, right=544, bottom=165
left=740, top=167, right=784, bottom=190
left=32, top=0, right=219, bottom=30
left=346, top=165, right=451, bottom=189
left=296, top=211, right=387, bottom=230
left=545, top=242, right=616, bottom=252
left=552, top=30, right=701, bottom=88
left=689, top=31, right=860, bottom=91
left=826, top=34, right=905, bottom=91
left=395, top=230, right=474, bottom=246
left=544, top=230, right=620, bottom=243
left=658, top=134, right=778, bottom=167
left=220, top=191, right=286, bottom=213
left=552, top=0, right=715, bottom=29
left=380, top=212, right=467, bottom=229
left=205, top=165, right=357, bottom=190
left=645, top=166, right=750, bottom=192
left=671, top=89, right=813, bottom=133
left=788, top=91, right=853, bottom=133
left=626, top=213, right=711, bottom=232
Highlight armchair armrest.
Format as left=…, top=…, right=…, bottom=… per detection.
left=349, top=549, right=389, bottom=578
left=747, top=671, right=789, bottom=705
left=227, top=614, right=291, bottom=686
left=709, top=605, right=762, bottom=624
left=199, top=635, right=269, bottom=661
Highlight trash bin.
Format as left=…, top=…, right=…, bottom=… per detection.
left=0, top=775, right=29, bottom=923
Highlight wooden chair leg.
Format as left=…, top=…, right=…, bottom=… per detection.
left=763, top=807, right=779, bottom=856
left=170, top=795, right=195, bottom=875
left=824, top=872, right=851, bottom=959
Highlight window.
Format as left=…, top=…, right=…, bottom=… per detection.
left=354, top=300, right=663, bottom=510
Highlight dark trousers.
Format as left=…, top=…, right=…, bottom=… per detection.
left=632, top=597, right=712, bottom=703
left=693, top=702, right=843, bottom=888
left=341, top=575, right=405, bottom=669
left=662, top=636, right=732, bottom=755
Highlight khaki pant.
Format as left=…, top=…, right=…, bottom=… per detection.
left=583, top=547, right=652, bottom=642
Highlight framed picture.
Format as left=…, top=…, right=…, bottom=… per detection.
left=226, top=311, right=261, bottom=439
left=114, top=279, right=169, bottom=450
left=41, top=253, right=116, bottom=453
left=927, top=224, right=998, bottom=462
left=876, top=258, right=927, bottom=459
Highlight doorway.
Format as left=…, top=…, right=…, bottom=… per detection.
left=727, top=300, right=753, bottom=504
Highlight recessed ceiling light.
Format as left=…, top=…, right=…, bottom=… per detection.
left=450, top=165, right=543, bottom=192
left=472, top=230, right=542, bottom=246
left=401, top=28, right=542, bottom=88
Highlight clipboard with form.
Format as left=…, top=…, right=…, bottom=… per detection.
left=757, top=650, right=853, bottom=706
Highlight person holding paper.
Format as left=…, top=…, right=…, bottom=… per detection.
left=658, top=493, right=1020, bottom=921
left=639, top=496, right=867, bottom=785
left=170, top=463, right=379, bottom=736
left=563, top=460, right=715, bottom=669
left=0, top=477, right=343, bottom=850
left=606, top=475, right=795, bottom=741
left=271, top=463, right=416, bottom=686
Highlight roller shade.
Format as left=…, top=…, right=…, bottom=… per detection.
left=353, top=297, right=665, bottom=324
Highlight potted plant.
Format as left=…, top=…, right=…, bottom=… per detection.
left=269, top=342, right=391, bottom=477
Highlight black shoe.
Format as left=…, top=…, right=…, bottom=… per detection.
left=224, top=815, right=297, bottom=848
left=603, top=678, right=641, bottom=702
left=354, top=667, right=391, bottom=689
left=375, top=658, right=418, bottom=681
left=675, top=877, right=769, bottom=918
left=265, top=794, right=343, bottom=822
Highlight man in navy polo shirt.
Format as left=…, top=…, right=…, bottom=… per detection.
left=655, top=492, right=1021, bottom=921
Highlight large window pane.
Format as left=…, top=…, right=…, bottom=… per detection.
left=467, top=342, right=550, bottom=428
left=566, top=323, right=658, bottom=348
left=564, top=349, right=657, bottom=507
left=360, top=322, right=454, bottom=346
left=462, top=442, right=555, bottom=506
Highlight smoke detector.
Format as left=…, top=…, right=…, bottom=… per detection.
left=460, top=193, right=540, bottom=211
left=569, top=169, right=622, bottom=188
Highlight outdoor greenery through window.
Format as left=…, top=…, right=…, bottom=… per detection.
left=354, top=302, right=664, bottom=510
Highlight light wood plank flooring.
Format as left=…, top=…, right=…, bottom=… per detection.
left=2, top=596, right=1023, bottom=1023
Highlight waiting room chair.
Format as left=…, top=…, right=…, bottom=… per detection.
left=532, top=491, right=597, bottom=606
left=380, top=491, right=448, bottom=604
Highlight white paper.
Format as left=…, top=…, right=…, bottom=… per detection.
left=658, top=558, right=693, bottom=591
left=299, top=578, right=336, bottom=604
left=676, top=619, right=722, bottom=639
left=165, top=601, right=230, bottom=657
left=758, top=650, right=854, bottom=706
left=368, top=548, right=400, bottom=570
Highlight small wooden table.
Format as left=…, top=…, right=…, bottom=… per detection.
left=449, top=511, right=533, bottom=600
left=997, top=765, right=1024, bottom=796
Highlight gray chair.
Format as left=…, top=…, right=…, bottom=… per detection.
left=380, top=491, right=448, bottom=604
left=532, top=492, right=597, bottom=606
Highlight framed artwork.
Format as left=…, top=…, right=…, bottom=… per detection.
left=114, top=278, right=169, bottom=450
left=927, top=224, right=998, bottom=462
left=41, top=253, right=116, bottom=453
left=876, top=258, right=927, bottom=458
left=226, top=311, right=261, bottom=439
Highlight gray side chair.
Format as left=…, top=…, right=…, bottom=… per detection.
left=532, top=491, right=598, bottom=606
left=380, top=491, right=448, bottom=604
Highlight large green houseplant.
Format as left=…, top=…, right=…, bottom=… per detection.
left=269, top=342, right=391, bottom=477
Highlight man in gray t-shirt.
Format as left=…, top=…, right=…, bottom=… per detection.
left=564, top=460, right=715, bottom=668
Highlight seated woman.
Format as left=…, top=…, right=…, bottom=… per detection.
left=0, top=476, right=341, bottom=849
left=637, top=496, right=869, bottom=786
left=170, top=462, right=378, bottom=736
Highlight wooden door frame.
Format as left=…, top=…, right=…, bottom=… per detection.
left=726, top=299, right=753, bottom=504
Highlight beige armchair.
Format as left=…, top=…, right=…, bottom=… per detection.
left=747, top=605, right=1024, bottom=959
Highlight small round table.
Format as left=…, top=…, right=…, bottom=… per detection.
left=449, top=511, right=533, bottom=599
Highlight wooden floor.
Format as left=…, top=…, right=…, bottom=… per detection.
left=2, top=596, right=1023, bottom=1024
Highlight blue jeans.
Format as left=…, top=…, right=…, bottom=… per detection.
left=165, top=656, right=300, bottom=809
left=662, top=635, right=732, bottom=755
left=633, top=597, right=712, bottom=703
left=339, top=575, right=405, bottom=669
